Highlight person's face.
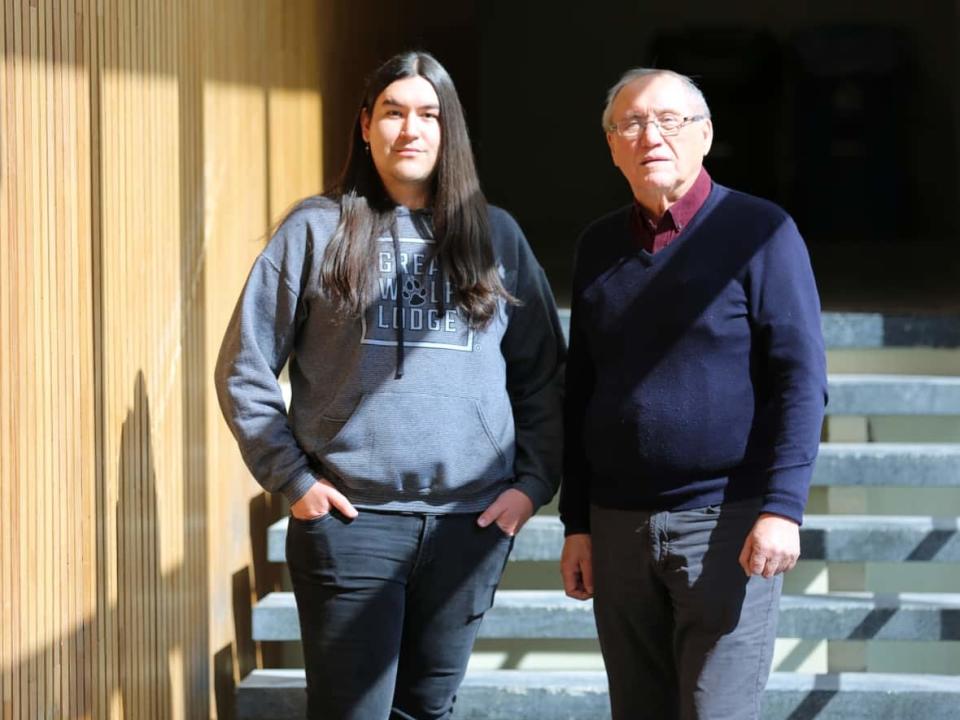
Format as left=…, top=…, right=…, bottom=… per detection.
left=361, top=76, right=441, bottom=207
left=606, top=74, right=713, bottom=210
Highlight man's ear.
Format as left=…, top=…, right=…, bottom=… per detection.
left=360, top=107, right=371, bottom=144
left=606, top=131, right=618, bottom=163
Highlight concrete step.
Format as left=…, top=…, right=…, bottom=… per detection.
left=555, top=310, right=960, bottom=349
left=813, top=443, right=960, bottom=488
left=778, top=515, right=960, bottom=562
left=502, top=514, right=960, bottom=564
left=237, top=669, right=960, bottom=720
left=251, top=590, right=960, bottom=643
left=819, top=313, right=960, bottom=349
left=826, top=375, right=960, bottom=415
left=270, top=513, right=960, bottom=565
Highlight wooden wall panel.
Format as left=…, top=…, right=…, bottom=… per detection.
left=0, top=1, right=323, bottom=717
left=1, top=3, right=99, bottom=717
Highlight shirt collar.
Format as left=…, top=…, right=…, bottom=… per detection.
left=634, top=166, right=712, bottom=232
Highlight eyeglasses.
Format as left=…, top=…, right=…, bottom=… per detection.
left=607, top=114, right=706, bottom=139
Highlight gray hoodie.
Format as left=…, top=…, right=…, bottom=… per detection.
left=215, top=197, right=565, bottom=513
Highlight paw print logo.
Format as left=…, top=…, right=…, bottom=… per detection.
left=403, top=278, right=428, bottom=307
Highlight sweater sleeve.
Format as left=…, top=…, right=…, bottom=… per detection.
left=214, top=216, right=319, bottom=505
left=747, top=217, right=828, bottom=524
left=558, top=279, right=595, bottom=536
left=499, top=225, right=566, bottom=512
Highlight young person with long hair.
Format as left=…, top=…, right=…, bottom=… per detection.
left=215, top=51, right=564, bottom=719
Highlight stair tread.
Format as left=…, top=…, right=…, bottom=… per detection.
left=240, top=668, right=960, bottom=691
left=252, top=590, right=960, bottom=642
left=237, top=669, right=960, bottom=720
left=556, top=310, right=960, bottom=349
left=814, top=443, right=960, bottom=488
left=826, top=375, right=960, bottom=415
left=818, top=313, right=960, bottom=349
left=256, top=589, right=960, bottom=609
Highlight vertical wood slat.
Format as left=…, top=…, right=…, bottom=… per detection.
left=101, top=0, right=117, bottom=715
left=78, top=3, right=99, bottom=718
left=6, top=9, right=16, bottom=720
left=1, top=1, right=11, bottom=716
left=89, top=0, right=107, bottom=710
left=40, top=0, right=53, bottom=708
left=1, top=3, right=6, bottom=715
left=25, top=5, right=38, bottom=719
left=31, top=2, right=44, bottom=706
left=50, top=2, right=65, bottom=713
left=55, top=2, right=67, bottom=713
left=6, top=1, right=22, bottom=717
left=38, top=1, right=47, bottom=699
left=2, top=5, right=8, bottom=717
left=54, top=2, right=67, bottom=712
left=48, top=0, right=62, bottom=713
left=64, top=0, right=76, bottom=712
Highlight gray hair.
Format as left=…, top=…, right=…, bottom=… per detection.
left=601, top=68, right=711, bottom=131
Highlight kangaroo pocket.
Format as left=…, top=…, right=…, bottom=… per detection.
left=318, top=391, right=513, bottom=499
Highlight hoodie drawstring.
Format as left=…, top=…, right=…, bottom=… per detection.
left=390, top=221, right=405, bottom=379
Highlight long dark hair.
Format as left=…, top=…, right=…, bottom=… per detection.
left=322, top=51, right=513, bottom=327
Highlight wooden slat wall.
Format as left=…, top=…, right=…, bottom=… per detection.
left=0, top=1, right=322, bottom=717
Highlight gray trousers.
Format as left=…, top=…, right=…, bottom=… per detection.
left=591, top=499, right=782, bottom=720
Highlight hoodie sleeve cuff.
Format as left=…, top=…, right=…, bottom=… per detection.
left=512, top=476, right=555, bottom=513
left=279, top=470, right=318, bottom=506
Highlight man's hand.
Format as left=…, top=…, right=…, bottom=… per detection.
left=561, top=533, right=594, bottom=600
left=477, top=488, right=534, bottom=537
left=738, top=513, right=800, bottom=578
left=289, top=477, right=358, bottom=521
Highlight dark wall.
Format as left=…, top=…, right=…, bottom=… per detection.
left=473, top=0, right=960, bottom=308
left=317, top=0, right=959, bottom=309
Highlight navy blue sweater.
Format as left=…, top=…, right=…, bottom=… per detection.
left=559, top=183, right=827, bottom=534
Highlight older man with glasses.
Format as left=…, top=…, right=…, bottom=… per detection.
left=559, top=68, right=828, bottom=720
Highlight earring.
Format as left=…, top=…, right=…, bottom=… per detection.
left=364, top=143, right=370, bottom=154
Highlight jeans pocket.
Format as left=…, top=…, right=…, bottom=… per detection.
left=293, top=511, right=335, bottom=526
left=694, top=504, right=723, bottom=516
left=286, top=512, right=342, bottom=583
left=468, top=527, right=515, bottom=621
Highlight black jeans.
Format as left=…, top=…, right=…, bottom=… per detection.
left=286, top=509, right=514, bottom=719
left=591, top=499, right=782, bottom=720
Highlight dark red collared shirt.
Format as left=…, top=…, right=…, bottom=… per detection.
left=631, top=167, right=713, bottom=253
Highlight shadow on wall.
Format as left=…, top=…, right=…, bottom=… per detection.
left=0, top=373, right=208, bottom=717
left=115, top=375, right=175, bottom=716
